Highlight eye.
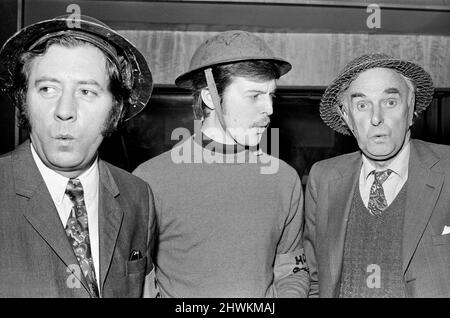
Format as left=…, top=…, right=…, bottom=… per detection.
left=385, top=99, right=397, bottom=107
left=356, top=101, right=370, bottom=111
left=81, top=89, right=97, bottom=96
left=79, top=89, right=98, bottom=98
left=38, top=86, right=58, bottom=97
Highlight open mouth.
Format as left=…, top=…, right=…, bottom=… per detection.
left=371, top=134, right=387, bottom=141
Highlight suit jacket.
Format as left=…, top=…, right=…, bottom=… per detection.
left=0, top=141, right=156, bottom=297
left=304, top=139, right=450, bottom=297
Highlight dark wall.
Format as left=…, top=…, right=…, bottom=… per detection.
left=0, top=0, right=18, bottom=155
left=99, top=86, right=450, bottom=184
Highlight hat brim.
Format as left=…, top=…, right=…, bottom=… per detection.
left=320, top=58, right=434, bottom=135
left=0, top=17, right=153, bottom=122
left=175, top=56, right=292, bottom=90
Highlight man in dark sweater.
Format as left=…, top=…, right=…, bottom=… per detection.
left=134, top=31, right=310, bottom=297
left=304, top=53, right=450, bottom=297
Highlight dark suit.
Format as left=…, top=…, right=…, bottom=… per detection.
left=304, top=139, right=450, bottom=297
left=0, top=141, right=156, bottom=297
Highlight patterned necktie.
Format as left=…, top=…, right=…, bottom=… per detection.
left=368, top=169, right=393, bottom=216
left=65, top=178, right=100, bottom=298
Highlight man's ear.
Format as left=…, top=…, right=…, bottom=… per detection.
left=112, top=102, right=124, bottom=129
left=407, top=93, right=415, bottom=127
left=338, top=100, right=353, bottom=132
left=201, top=89, right=215, bottom=110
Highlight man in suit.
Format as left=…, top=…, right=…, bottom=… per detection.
left=304, top=53, right=450, bottom=297
left=0, top=15, right=157, bottom=297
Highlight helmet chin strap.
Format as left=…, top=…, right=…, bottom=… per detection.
left=204, top=68, right=234, bottom=143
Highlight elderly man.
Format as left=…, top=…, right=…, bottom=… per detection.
left=304, top=53, right=450, bottom=298
left=0, top=15, right=156, bottom=297
left=133, top=31, right=310, bottom=297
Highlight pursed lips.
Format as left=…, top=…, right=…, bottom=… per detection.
left=54, top=134, right=75, bottom=141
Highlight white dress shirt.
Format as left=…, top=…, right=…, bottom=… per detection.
left=359, top=141, right=410, bottom=208
left=30, top=143, right=101, bottom=291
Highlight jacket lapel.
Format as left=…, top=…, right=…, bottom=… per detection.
left=403, top=140, right=443, bottom=274
left=13, top=141, right=90, bottom=294
left=98, top=161, right=124, bottom=293
left=326, top=153, right=361, bottom=296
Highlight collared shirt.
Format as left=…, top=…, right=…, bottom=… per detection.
left=30, top=143, right=101, bottom=291
left=359, top=141, right=410, bottom=208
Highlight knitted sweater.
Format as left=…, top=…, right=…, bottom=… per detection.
left=133, top=136, right=309, bottom=297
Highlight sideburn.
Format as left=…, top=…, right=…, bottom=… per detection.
left=101, top=101, right=123, bottom=137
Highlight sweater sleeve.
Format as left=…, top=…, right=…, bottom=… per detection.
left=303, top=163, right=320, bottom=297
left=273, top=173, right=310, bottom=297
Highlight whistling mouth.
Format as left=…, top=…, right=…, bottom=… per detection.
left=55, top=134, right=74, bottom=140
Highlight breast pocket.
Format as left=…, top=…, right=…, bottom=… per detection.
left=432, top=233, right=450, bottom=246
left=126, top=256, right=147, bottom=275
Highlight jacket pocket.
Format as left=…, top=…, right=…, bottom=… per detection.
left=432, top=233, right=450, bottom=245
left=126, top=256, right=147, bottom=275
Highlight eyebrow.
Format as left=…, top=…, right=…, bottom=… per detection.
left=384, top=88, right=400, bottom=94
left=350, top=88, right=401, bottom=100
left=350, top=93, right=366, bottom=100
left=34, top=77, right=103, bottom=89
left=246, top=89, right=277, bottom=94
left=34, top=77, right=60, bottom=86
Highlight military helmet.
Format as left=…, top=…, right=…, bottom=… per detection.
left=175, top=30, right=291, bottom=89
left=0, top=14, right=153, bottom=122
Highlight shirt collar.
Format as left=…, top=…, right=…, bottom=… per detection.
left=30, top=143, right=99, bottom=205
left=361, top=140, right=410, bottom=180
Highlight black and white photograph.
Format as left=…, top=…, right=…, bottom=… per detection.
left=0, top=0, right=449, bottom=306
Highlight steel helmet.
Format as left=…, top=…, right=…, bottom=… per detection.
left=0, top=14, right=153, bottom=122
left=175, top=30, right=291, bottom=89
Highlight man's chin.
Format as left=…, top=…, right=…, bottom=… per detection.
left=364, top=149, right=397, bottom=162
left=234, top=135, right=261, bottom=148
left=46, top=154, right=85, bottom=171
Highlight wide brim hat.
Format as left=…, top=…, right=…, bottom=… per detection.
left=175, top=30, right=291, bottom=90
left=320, top=53, right=434, bottom=135
left=0, top=15, right=152, bottom=122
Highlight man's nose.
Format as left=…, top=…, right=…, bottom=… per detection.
left=370, top=104, right=383, bottom=126
left=261, top=95, right=273, bottom=116
left=54, top=91, right=77, bottom=121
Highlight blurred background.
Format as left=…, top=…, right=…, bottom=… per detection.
left=1, top=0, right=449, bottom=184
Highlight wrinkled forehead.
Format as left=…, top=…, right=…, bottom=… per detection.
left=345, top=67, right=411, bottom=96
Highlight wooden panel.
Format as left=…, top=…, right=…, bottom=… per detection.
left=23, top=0, right=450, bottom=35
left=119, top=30, right=450, bottom=87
